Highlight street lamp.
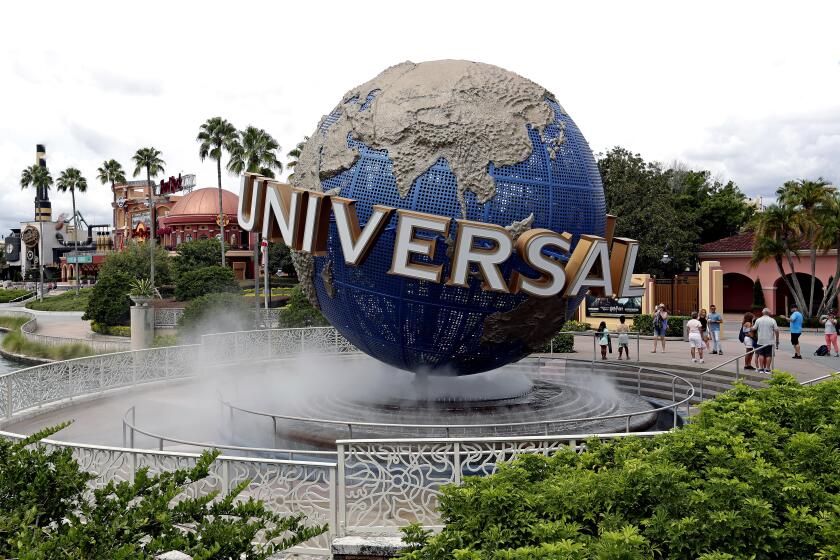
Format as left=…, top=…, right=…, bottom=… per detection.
left=660, top=243, right=672, bottom=266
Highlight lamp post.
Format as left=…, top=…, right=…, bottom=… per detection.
left=661, top=243, right=674, bottom=313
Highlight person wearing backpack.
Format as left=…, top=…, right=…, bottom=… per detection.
left=740, top=312, right=756, bottom=370
left=821, top=311, right=839, bottom=357
left=652, top=303, right=668, bottom=353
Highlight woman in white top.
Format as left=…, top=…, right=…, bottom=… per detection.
left=742, top=312, right=756, bottom=370
left=686, top=311, right=704, bottom=364
left=821, top=311, right=839, bottom=357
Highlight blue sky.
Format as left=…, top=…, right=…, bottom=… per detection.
left=1, top=0, right=838, bottom=235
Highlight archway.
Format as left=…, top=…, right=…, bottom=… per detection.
left=722, top=273, right=754, bottom=312
left=775, top=273, right=824, bottom=316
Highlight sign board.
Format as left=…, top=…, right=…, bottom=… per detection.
left=67, top=254, right=93, bottom=264
left=131, top=211, right=150, bottom=229
left=159, top=174, right=196, bottom=196
left=585, top=294, right=642, bottom=317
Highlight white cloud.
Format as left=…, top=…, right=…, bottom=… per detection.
left=0, top=0, right=838, bottom=236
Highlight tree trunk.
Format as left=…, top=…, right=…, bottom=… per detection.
left=784, top=249, right=809, bottom=313
left=72, top=189, right=80, bottom=296
left=809, top=246, right=817, bottom=315
left=817, top=242, right=840, bottom=315
left=217, top=158, right=226, bottom=267
left=147, top=167, right=155, bottom=291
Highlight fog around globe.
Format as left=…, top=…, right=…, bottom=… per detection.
left=289, top=59, right=606, bottom=375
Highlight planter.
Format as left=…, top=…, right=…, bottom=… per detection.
left=130, top=295, right=154, bottom=307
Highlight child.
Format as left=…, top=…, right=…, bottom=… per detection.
left=617, top=315, right=630, bottom=360
left=597, top=321, right=610, bottom=360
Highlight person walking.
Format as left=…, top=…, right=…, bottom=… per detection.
left=616, top=315, right=630, bottom=360
left=652, top=304, right=669, bottom=353
left=708, top=304, right=723, bottom=355
left=597, top=321, right=610, bottom=360
left=686, top=311, right=705, bottom=363
left=821, top=311, right=839, bottom=357
left=752, top=308, right=780, bottom=374
left=740, top=312, right=756, bottom=370
left=699, top=308, right=710, bottom=351
left=780, top=303, right=804, bottom=359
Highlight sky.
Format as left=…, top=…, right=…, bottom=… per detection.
left=1, top=0, right=838, bottom=236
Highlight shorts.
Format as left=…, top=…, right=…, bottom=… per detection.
left=688, top=333, right=703, bottom=348
left=618, top=342, right=629, bottom=349
left=791, top=332, right=801, bottom=345
left=755, top=345, right=773, bottom=358
left=654, top=325, right=667, bottom=336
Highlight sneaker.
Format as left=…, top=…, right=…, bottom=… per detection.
left=744, top=365, right=755, bottom=370
left=699, top=359, right=704, bottom=364
left=835, top=353, right=840, bottom=357
left=692, top=358, right=697, bottom=363
left=793, top=355, right=802, bottom=359
left=710, top=350, right=717, bottom=355
left=718, top=352, right=723, bottom=355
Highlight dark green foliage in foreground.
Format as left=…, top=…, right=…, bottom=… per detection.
left=83, top=271, right=133, bottom=326
left=402, top=374, right=840, bottom=559
left=174, top=238, right=229, bottom=279
left=279, top=285, right=329, bottom=327
left=632, top=314, right=688, bottom=337
left=0, top=424, right=326, bottom=559
left=175, top=266, right=242, bottom=301
left=179, top=292, right=253, bottom=339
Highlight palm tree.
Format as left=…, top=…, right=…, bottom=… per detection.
left=227, top=126, right=282, bottom=178
left=20, top=165, right=53, bottom=300
left=197, top=117, right=239, bottom=267
left=131, top=147, right=165, bottom=290
left=814, top=192, right=840, bottom=315
left=750, top=204, right=809, bottom=313
left=97, top=159, right=126, bottom=234
left=286, top=137, right=308, bottom=181
left=777, top=178, right=835, bottom=314
left=56, top=168, right=88, bottom=295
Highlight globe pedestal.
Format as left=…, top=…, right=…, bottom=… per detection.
left=130, top=304, right=154, bottom=350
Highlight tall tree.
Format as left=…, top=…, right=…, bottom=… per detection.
left=750, top=204, right=809, bottom=313
left=96, top=159, right=126, bottom=235
left=813, top=192, right=840, bottom=314
left=20, top=165, right=53, bottom=298
left=227, top=126, right=282, bottom=178
left=56, top=168, right=88, bottom=295
left=197, top=117, right=239, bottom=267
left=776, top=178, right=834, bottom=314
left=131, top=147, right=165, bottom=290
left=286, top=137, right=308, bottom=180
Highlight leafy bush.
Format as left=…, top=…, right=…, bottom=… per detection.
left=83, top=271, right=132, bottom=326
left=25, top=288, right=93, bottom=311
left=152, top=333, right=179, bottom=347
left=173, top=238, right=229, bottom=279
left=0, top=289, right=32, bottom=303
left=402, top=373, right=840, bottom=559
left=753, top=278, right=766, bottom=308
left=175, top=266, right=241, bottom=301
left=531, top=321, right=590, bottom=354
left=179, top=292, right=253, bottom=340
left=0, top=424, right=326, bottom=558
left=98, top=239, right=173, bottom=286
left=91, top=322, right=131, bottom=337
left=632, top=313, right=688, bottom=336
left=279, top=285, right=329, bottom=327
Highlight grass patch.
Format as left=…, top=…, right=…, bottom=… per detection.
left=0, top=289, right=32, bottom=303
left=25, top=288, right=93, bottom=312
left=0, top=319, right=94, bottom=360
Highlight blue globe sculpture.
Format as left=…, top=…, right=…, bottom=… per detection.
left=291, top=60, right=606, bottom=375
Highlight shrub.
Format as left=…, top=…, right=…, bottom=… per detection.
left=0, top=289, right=32, bottom=303
left=402, top=374, right=840, bottom=559
left=632, top=313, right=688, bottom=336
left=152, top=333, right=179, bottom=347
left=83, top=271, right=132, bottom=326
left=173, top=238, right=229, bottom=279
left=98, top=240, right=172, bottom=286
left=279, top=285, right=329, bottom=327
left=532, top=321, right=589, bottom=354
left=1, top=329, right=94, bottom=360
left=179, top=292, right=253, bottom=340
left=90, top=322, right=131, bottom=337
left=174, top=266, right=241, bottom=301
left=0, top=425, right=326, bottom=558
left=753, top=278, right=766, bottom=308
left=25, top=288, right=93, bottom=311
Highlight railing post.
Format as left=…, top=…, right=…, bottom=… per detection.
left=222, top=460, right=231, bottom=494
left=453, top=442, right=461, bottom=485
left=700, top=374, right=705, bottom=401
left=592, top=333, right=596, bottom=366
left=673, top=404, right=678, bottom=428
left=550, top=338, right=553, bottom=354
left=636, top=332, right=640, bottom=364
left=5, top=375, right=11, bottom=419
left=337, top=443, right=346, bottom=536
left=329, top=466, right=338, bottom=539
left=636, top=368, right=641, bottom=395
left=735, top=358, right=740, bottom=381
left=272, top=416, right=278, bottom=448
left=625, top=414, right=631, bottom=433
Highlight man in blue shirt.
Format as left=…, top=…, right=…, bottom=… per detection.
left=708, top=304, right=723, bottom=354
left=782, top=304, right=804, bottom=359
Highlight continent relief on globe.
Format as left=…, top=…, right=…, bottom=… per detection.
left=240, top=60, right=638, bottom=375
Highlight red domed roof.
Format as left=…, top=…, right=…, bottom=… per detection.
left=169, top=188, right=239, bottom=216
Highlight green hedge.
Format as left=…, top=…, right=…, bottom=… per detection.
left=632, top=313, right=688, bottom=336
left=174, top=266, right=241, bottom=301
left=533, top=320, right=590, bottom=353
left=402, top=373, right=840, bottom=559
left=90, top=322, right=130, bottom=337
left=83, top=272, right=131, bottom=327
